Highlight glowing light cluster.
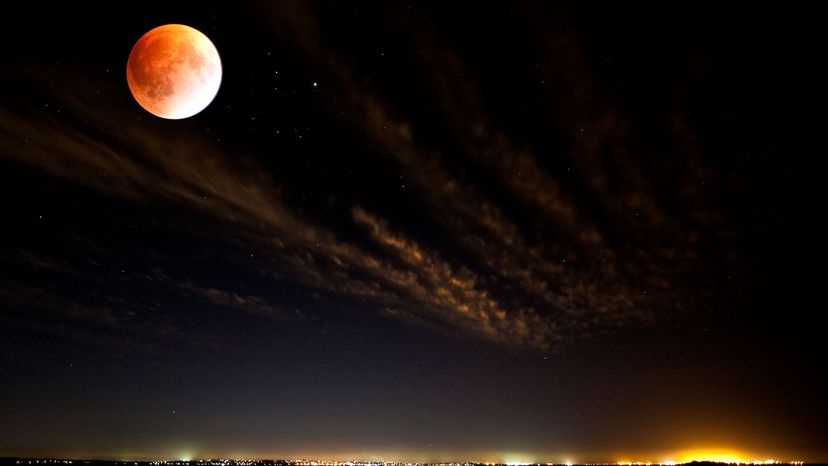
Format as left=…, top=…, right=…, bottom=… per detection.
left=615, top=458, right=804, bottom=466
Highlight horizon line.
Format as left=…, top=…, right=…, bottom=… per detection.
left=0, top=458, right=815, bottom=466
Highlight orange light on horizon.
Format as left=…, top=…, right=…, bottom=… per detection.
left=676, top=448, right=754, bottom=464
left=615, top=448, right=805, bottom=466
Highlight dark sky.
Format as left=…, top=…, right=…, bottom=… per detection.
left=0, top=1, right=824, bottom=463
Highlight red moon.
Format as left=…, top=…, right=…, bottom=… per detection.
left=126, top=24, right=222, bottom=119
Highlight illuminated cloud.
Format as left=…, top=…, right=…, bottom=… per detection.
left=0, top=2, right=731, bottom=352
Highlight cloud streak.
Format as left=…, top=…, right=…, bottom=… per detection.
left=1, top=72, right=563, bottom=349
left=0, top=3, right=727, bottom=352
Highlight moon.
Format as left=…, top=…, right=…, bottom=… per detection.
left=126, top=24, right=222, bottom=120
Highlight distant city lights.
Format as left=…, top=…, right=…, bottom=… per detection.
left=12, top=459, right=809, bottom=466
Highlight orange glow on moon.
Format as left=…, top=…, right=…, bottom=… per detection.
left=126, top=24, right=221, bottom=119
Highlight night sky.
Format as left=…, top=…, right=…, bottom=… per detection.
left=1, top=1, right=824, bottom=463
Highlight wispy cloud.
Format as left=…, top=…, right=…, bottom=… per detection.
left=177, top=279, right=289, bottom=321
left=252, top=1, right=671, bottom=339
left=0, top=2, right=723, bottom=352
left=0, top=277, right=186, bottom=355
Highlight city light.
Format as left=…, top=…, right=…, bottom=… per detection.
left=10, top=459, right=811, bottom=466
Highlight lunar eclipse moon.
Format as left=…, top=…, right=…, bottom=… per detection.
left=126, top=24, right=221, bottom=119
